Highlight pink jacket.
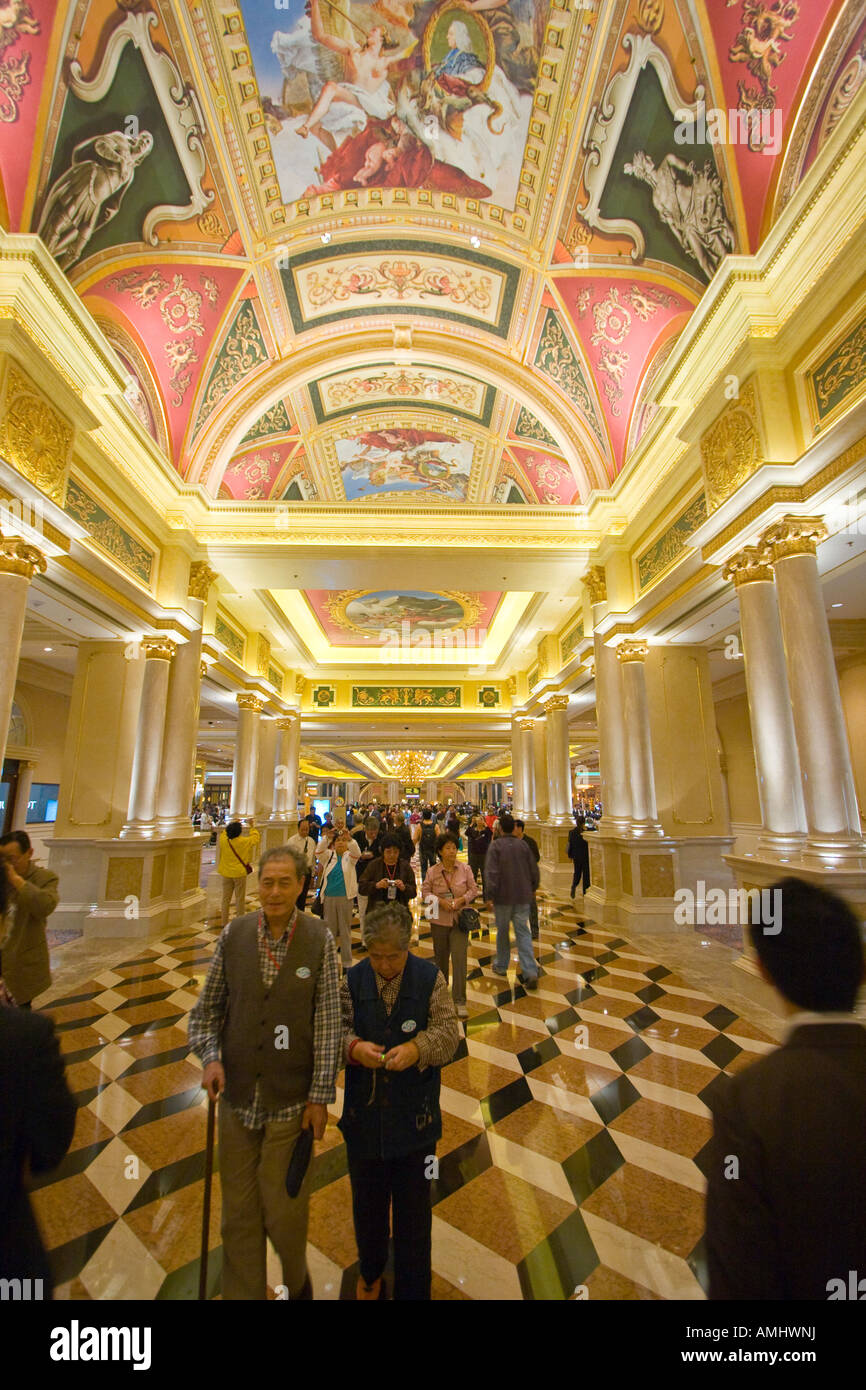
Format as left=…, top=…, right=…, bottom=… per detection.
left=421, top=861, right=478, bottom=928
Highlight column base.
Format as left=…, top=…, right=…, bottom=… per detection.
left=47, top=836, right=206, bottom=939
left=585, top=832, right=737, bottom=932
left=537, top=823, right=574, bottom=897
left=155, top=816, right=198, bottom=839
left=261, top=819, right=299, bottom=853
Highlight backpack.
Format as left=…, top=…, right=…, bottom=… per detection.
left=420, top=822, right=436, bottom=849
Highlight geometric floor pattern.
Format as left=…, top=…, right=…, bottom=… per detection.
left=33, top=889, right=777, bottom=1301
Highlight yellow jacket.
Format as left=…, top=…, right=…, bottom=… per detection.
left=217, top=826, right=260, bottom=878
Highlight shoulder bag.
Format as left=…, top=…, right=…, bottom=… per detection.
left=227, top=835, right=253, bottom=875
left=312, top=851, right=334, bottom=918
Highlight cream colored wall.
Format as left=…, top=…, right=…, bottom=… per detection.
left=646, top=647, right=729, bottom=837
left=714, top=692, right=761, bottom=827
left=11, top=680, right=70, bottom=784
left=839, top=656, right=866, bottom=828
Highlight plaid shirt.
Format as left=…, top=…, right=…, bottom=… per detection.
left=188, top=910, right=341, bottom=1130
left=340, top=960, right=459, bottom=1069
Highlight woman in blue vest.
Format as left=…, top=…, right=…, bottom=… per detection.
left=339, top=902, right=460, bottom=1300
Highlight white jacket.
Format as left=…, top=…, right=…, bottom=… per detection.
left=316, top=839, right=359, bottom=897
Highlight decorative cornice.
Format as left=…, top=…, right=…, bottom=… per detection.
left=761, top=515, right=828, bottom=562
left=188, top=560, right=218, bottom=601
left=142, top=637, right=176, bottom=661
left=0, top=535, right=48, bottom=579
left=583, top=564, right=607, bottom=606
left=722, top=545, right=774, bottom=587
left=616, top=640, right=649, bottom=663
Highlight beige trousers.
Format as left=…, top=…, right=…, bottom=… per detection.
left=221, top=874, right=247, bottom=926
left=432, top=922, right=468, bottom=1007
left=218, top=1102, right=312, bottom=1300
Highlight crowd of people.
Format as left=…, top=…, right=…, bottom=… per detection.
left=3, top=801, right=864, bottom=1308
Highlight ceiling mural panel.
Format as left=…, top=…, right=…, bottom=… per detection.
left=554, top=273, right=693, bottom=471
left=238, top=0, right=547, bottom=209
left=0, top=0, right=58, bottom=231
left=334, top=426, right=474, bottom=502
left=510, top=403, right=561, bottom=452
left=506, top=444, right=578, bottom=505
left=240, top=396, right=296, bottom=444
left=533, top=307, right=608, bottom=458
left=308, top=361, right=494, bottom=424
left=190, top=289, right=270, bottom=445
left=82, top=260, right=245, bottom=467
left=304, top=588, right=502, bottom=646
left=701, top=0, right=843, bottom=248
left=279, top=238, right=518, bottom=336
left=217, top=442, right=290, bottom=501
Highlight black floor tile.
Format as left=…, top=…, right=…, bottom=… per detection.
left=47, top=1222, right=115, bottom=1287
left=120, top=1086, right=203, bottom=1131
left=58, top=1042, right=106, bottom=1067
left=692, top=1136, right=715, bottom=1182
left=44, top=989, right=104, bottom=1008
left=564, top=984, right=597, bottom=1005
left=517, top=1036, right=560, bottom=1073
left=701, top=1033, right=743, bottom=1069
left=543, top=1007, right=579, bottom=1036
left=698, top=1071, right=731, bottom=1109
left=635, top=982, right=666, bottom=1005
left=125, top=1043, right=195, bottom=1076
left=27, top=1136, right=114, bottom=1192
left=562, top=1128, right=625, bottom=1203
left=309, top=1139, right=349, bottom=1195
left=518, top=1208, right=599, bottom=1300
left=49, top=1012, right=110, bottom=1034
left=687, top=1234, right=710, bottom=1296
left=624, top=1005, right=661, bottom=1033
left=125, top=1151, right=209, bottom=1212
left=609, top=1034, right=653, bottom=1072
left=703, top=1004, right=739, bottom=1031
left=157, top=1248, right=222, bottom=1301
left=430, top=1130, right=492, bottom=1204
left=645, top=964, right=672, bottom=982
left=117, top=1012, right=185, bottom=1039
left=590, top=1074, right=642, bottom=1124
left=480, top=1075, right=534, bottom=1125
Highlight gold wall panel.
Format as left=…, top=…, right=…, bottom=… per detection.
left=183, top=847, right=201, bottom=893
left=105, top=856, right=143, bottom=901
left=151, top=853, right=166, bottom=900
left=639, top=854, right=674, bottom=899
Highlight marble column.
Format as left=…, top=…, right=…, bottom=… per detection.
left=11, top=760, right=35, bottom=831
left=543, top=694, right=572, bottom=826
left=157, top=562, right=216, bottom=836
left=519, top=718, right=537, bottom=824
left=531, top=718, right=548, bottom=823
left=230, top=694, right=263, bottom=820
left=723, top=546, right=807, bottom=853
left=0, top=538, right=47, bottom=771
left=510, top=716, right=526, bottom=820
left=617, top=641, right=663, bottom=836
left=272, top=712, right=299, bottom=822
left=388, top=779, right=400, bottom=804
left=425, top=778, right=437, bottom=803
left=763, top=517, right=864, bottom=857
left=121, top=639, right=176, bottom=838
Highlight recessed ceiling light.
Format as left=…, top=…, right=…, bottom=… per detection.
left=320, top=232, right=331, bottom=244
left=831, top=603, right=843, bottom=608
left=44, top=646, right=53, bottom=652
left=470, top=235, right=481, bottom=249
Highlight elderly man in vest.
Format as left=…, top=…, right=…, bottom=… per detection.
left=189, top=844, right=341, bottom=1300
left=340, top=902, right=460, bottom=1300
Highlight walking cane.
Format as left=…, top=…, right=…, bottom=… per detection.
left=198, top=1091, right=217, bottom=1300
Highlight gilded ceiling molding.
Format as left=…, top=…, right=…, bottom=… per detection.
left=236, top=692, right=264, bottom=712
left=616, top=640, right=649, bottom=663
left=700, top=380, right=763, bottom=512
left=0, top=361, right=74, bottom=505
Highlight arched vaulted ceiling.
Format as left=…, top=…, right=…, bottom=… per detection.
left=1, top=0, right=863, bottom=514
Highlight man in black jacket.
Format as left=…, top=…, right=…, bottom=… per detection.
left=0, top=1007, right=76, bottom=1294
left=513, top=820, right=541, bottom=940
left=567, top=815, right=590, bottom=898
left=705, top=877, right=866, bottom=1300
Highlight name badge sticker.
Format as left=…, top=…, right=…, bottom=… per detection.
left=296, top=966, right=311, bottom=979
left=402, top=1018, right=416, bottom=1032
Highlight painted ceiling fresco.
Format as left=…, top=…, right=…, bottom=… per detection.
left=305, top=588, right=503, bottom=645
left=0, top=0, right=856, bottom=494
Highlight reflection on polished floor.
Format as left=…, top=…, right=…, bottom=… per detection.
left=34, top=890, right=782, bottom=1302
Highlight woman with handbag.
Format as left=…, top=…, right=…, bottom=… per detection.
left=421, top=833, right=478, bottom=1019
left=316, top=827, right=360, bottom=970
left=217, top=819, right=260, bottom=926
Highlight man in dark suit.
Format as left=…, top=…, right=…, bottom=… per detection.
left=705, top=877, right=866, bottom=1300
left=567, top=815, right=590, bottom=899
left=0, top=1007, right=77, bottom=1294
left=513, top=820, right=541, bottom=940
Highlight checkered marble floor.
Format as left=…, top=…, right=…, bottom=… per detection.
left=32, top=891, right=779, bottom=1301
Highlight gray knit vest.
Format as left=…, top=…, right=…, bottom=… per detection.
left=221, top=911, right=325, bottom=1111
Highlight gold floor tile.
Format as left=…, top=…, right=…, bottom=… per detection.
left=68, top=1105, right=115, bottom=1153
left=431, top=1271, right=472, bottom=1300
left=307, top=1173, right=358, bottom=1268
left=91, top=1042, right=137, bottom=1082
left=438, top=1109, right=485, bottom=1156
left=112, top=978, right=173, bottom=1000
left=469, top=1020, right=545, bottom=1054
left=30, top=1173, right=117, bottom=1249
left=594, top=972, right=645, bottom=997
left=491, top=1098, right=601, bottom=1161
left=498, top=994, right=556, bottom=1020
left=576, top=995, right=639, bottom=1020
left=583, top=1265, right=663, bottom=1300
left=125, top=1177, right=222, bottom=1270
left=435, top=1167, right=573, bottom=1263
left=111, top=961, right=163, bottom=980
left=114, top=1000, right=182, bottom=1026
left=627, top=1051, right=717, bottom=1095
left=117, top=1027, right=190, bottom=1060
left=440, top=1055, right=520, bottom=1100
left=642, top=1018, right=716, bottom=1050
left=581, top=1164, right=705, bottom=1259
left=724, top=1018, right=774, bottom=1043
left=723, top=1050, right=761, bottom=1076
left=557, top=1020, right=633, bottom=1053
left=83, top=1136, right=153, bottom=1216
left=57, top=1025, right=104, bottom=1056
left=531, top=1054, right=620, bottom=1098
left=79, top=1218, right=166, bottom=1301
left=608, top=1097, right=712, bottom=1158
left=123, top=1105, right=209, bottom=1169
left=117, top=1058, right=202, bottom=1105
left=44, top=1000, right=108, bottom=1026
left=64, top=1059, right=105, bottom=1095
left=651, top=992, right=715, bottom=1017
